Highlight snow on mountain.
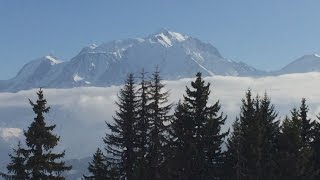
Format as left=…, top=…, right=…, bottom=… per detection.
left=0, top=55, right=65, bottom=92
left=273, top=54, right=320, bottom=75
left=45, top=55, right=62, bottom=65
left=0, top=29, right=264, bottom=92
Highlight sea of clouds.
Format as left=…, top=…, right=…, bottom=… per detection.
left=1, top=72, right=320, bottom=169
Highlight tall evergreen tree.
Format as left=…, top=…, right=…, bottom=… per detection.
left=167, top=101, right=192, bottom=179
left=226, top=90, right=279, bottom=180
left=299, top=98, right=313, bottom=146
left=83, top=148, right=112, bottom=180
left=277, top=109, right=304, bottom=179
left=104, top=74, right=139, bottom=180
left=240, top=90, right=262, bottom=179
left=23, top=88, right=71, bottom=179
left=147, top=69, right=172, bottom=180
left=169, top=72, right=228, bottom=179
left=225, top=118, right=246, bottom=180
left=0, top=141, right=29, bottom=180
left=257, top=93, right=279, bottom=179
left=311, top=116, right=320, bottom=178
left=297, top=98, right=314, bottom=178
left=135, top=70, right=151, bottom=180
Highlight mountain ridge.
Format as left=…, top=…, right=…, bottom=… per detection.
left=0, top=29, right=318, bottom=92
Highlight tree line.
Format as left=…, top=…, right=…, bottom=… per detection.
left=1, top=70, right=320, bottom=179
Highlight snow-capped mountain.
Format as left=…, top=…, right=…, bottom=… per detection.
left=273, top=54, right=320, bottom=75
left=1, top=29, right=265, bottom=92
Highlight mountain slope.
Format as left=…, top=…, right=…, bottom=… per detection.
left=274, top=54, right=320, bottom=75
left=0, top=29, right=264, bottom=92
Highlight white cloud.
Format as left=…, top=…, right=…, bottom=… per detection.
left=0, top=128, right=22, bottom=141
left=1, top=72, right=320, bottom=159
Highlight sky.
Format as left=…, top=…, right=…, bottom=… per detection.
left=1, top=1, right=320, bottom=79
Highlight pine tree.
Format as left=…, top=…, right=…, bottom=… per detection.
left=240, top=90, right=262, bottom=179
left=277, top=109, right=304, bottom=179
left=147, top=69, right=172, bottom=180
left=226, top=90, right=257, bottom=179
left=83, top=148, right=113, bottom=180
left=135, top=70, right=151, bottom=180
left=0, top=141, right=29, bottom=180
left=169, top=72, right=228, bottom=179
left=311, top=117, right=320, bottom=178
left=23, top=88, right=71, bottom=179
left=226, top=90, right=279, bottom=180
left=225, top=118, right=246, bottom=180
left=257, top=93, right=279, bottom=179
left=299, top=98, right=313, bottom=145
left=167, top=101, right=194, bottom=179
left=104, top=74, right=139, bottom=180
left=298, top=98, right=314, bottom=178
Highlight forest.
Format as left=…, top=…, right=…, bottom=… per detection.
left=1, top=71, right=320, bottom=180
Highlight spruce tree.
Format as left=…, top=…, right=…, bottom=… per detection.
left=135, top=70, right=151, bottom=180
left=0, top=141, right=29, bottom=180
left=299, top=98, right=313, bottom=145
left=225, top=118, right=246, bottom=180
left=83, top=148, right=110, bottom=180
left=226, top=90, right=279, bottom=180
left=169, top=72, right=228, bottom=179
left=104, top=74, right=139, bottom=180
left=240, top=90, right=262, bottom=179
left=147, top=69, right=172, bottom=180
left=311, top=117, right=320, bottom=178
left=23, top=88, right=71, bottom=179
left=277, top=109, right=304, bottom=179
left=257, top=93, right=279, bottom=179
left=167, top=101, right=192, bottom=179
left=227, top=90, right=257, bottom=179
left=297, top=98, right=314, bottom=178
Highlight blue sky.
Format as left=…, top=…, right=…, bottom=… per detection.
left=1, top=0, right=320, bottom=79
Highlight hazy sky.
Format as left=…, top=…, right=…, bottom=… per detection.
left=1, top=0, right=320, bottom=79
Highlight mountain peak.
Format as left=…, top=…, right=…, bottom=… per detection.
left=44, top=55, right=62, bottom=65
left=148, top=29, right=189, bottom=47
left=89, top=44, right=98, bottom=50
left=313, top=53, right=320, bottom=58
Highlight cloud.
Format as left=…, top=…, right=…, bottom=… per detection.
left=1, top=72, right=320, bottom=160
left=0, top=128, right=22, bottom=141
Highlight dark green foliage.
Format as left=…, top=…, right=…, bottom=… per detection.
left=23, top=88, right=71, bottom=179
left=226, top=90, right=279, bottom=180
left=87, top=71, right=320, bottom=179
left=168, top=72, right=228, bottom=179
left=25, top=89, right=72, bottom=179
left=311, top=117, right=320, bottom=178
left=278, top=109, right=304, bottom=180
left=277, top=110, right=305, bottom=179
left=2, top=88, right=71, bottom=180
left=297, top=99, right=315, bottom=179
left=134, top=70, right=151, bottom=180
left=83, top=148, right=108, bottom=179
left=147, top=69, right=172, bottom=180
left=299, top=98, right=313, bottom=145
left=224, top=118, right=245, bottom=180
left=277, top=100, right=318, bottom=179
left=258, top=93, right=279, bottom=179
left=234, top=90, right=261, bottom=179
left=1, top=141, right=29, bottom=180
left=104, top=74, right=139, bottom=180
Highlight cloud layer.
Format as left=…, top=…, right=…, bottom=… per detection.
left=1, top=72, right=320, bottom=162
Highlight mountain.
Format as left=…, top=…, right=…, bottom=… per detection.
left=0, top=29, right=265, bottom=92
left=273, top=54, right=320, bottom=75
left=1, top=55, right=64, bottom=92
